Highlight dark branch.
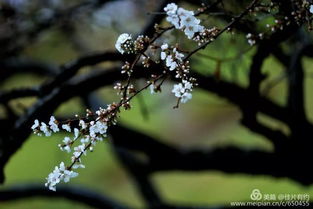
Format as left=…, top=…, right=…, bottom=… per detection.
left=110, top=125, right=313, bottom=185
left=0, top=88, right=39, bottom=103
left=0, top=184, right=129, bottom=209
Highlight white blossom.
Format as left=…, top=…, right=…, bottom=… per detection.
left=177, top=7, right=194, bottom=19
left=59, top=136, right=72, bottom=153
left=161, top=43, right=168, bottom=50
left=115, top=33, right=132, bottom=54
left=246, top=33, right=256, bottom=46
left=62, top=145, right=71, bottom=153
left=63, top=169, right=78, bottom=182
left=247, top=39, right=255, bottom=46
left=160, top=43, right=168, bottom=60
left=40, top=122, right=51, bottom=137
left=172, top=83, right=184, bottom=97
left=96, top=136, right=104, bottom=142
left=161, top=51, right=167, bottom=60
left=150, top=84, right=156, bottom=94
left=49, top=116, right=59, bottom=133
left=63, top=136, right=71, bottom=144
left=181, top=14, right=199, bottom=27
left=79, top=120, right=87, bottom=129
left=184, top=24, right=204, bottom=39
left=173, top=48, right=184, bottom=61
left=166, top=15, right=180, bottom=29
left=164, top=3, right=177, bottom=15
left=166, top=56, right=178, bottom=71
left=74, top=128, right=79, bottom=139
left=180, top=92, right=192, bottom=103
left=72, top=163, right=85, bottom=169
left=62, top=124, right=71, bottom=132
left=182, top=80, right=193, bottom=90
left=80, top=137, right=89, bottom=144
left=310, top=5, right=313, bottom=14
left=31, top=119, right=39, bottom=130
left=164, top=3, right=180, bottom=28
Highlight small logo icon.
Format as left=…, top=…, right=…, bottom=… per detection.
left=250, top=189, right=262, bottom=201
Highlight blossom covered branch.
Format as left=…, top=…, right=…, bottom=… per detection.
left=29, top=1, right=313, bottom=191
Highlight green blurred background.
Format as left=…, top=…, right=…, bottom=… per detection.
left=1, top=0, right=313, bottom=208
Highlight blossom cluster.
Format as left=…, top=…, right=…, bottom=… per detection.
left=115, top=33, right=149, bottom=54
left=114, top=3, right=202, bottom=106
left=31, top=116, right=59, bottom=137
left=115, top=33, right=132, bottom=54
left=164, top=3, right=204, bottom=39
left=32, top=104, right=114, bottom=191
left=160, top=43, right=184, bottom=71
left=162, top=3, right=221, bottom=46
left=159, top=43, right=195, bottom=103
left=115, top=39, right=196, bottom=104
left=172, top=80, right=193, bottom=103
left=45, top=162, right=78, bottom=191
left=246, top=33, right=257, bottom=46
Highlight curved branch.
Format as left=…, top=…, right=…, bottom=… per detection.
left=110, top=126, right=313, bottom=185
left=0, top=184, right=129, bottom=209
left=0, top=88, right=39, bottom=103
left=0, top=58, right=58, bottom=83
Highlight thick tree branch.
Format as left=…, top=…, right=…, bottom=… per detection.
left=0, top=184, right=129, bottom=209
left=110, top=125, right=313, bottom=185
left=0, top=88, right=39, bottom=103
left=0, top=58, right=58, bottom=83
